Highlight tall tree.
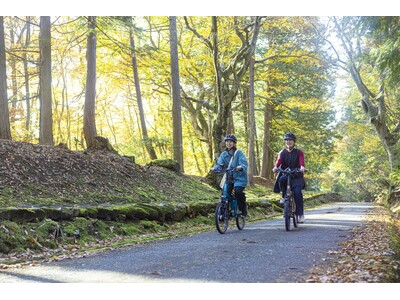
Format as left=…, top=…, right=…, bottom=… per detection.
left=169, top=16, right=184, bottom=171
left=83, top=16, right=97, bottom=148
left=0, top=16, right=11, bottom=140
left=331, top=17, right=400, bottom=176
left=8, top=17, right=18, bottom=125
left=23, top=16, right=32, bottom=134
left=247, top=56, right=257, bottom=185
left=129, top=17, right=157, bottom=160
left=39, top=16, right=54, bottom=145
left=185, top=16, right=263, bottom=160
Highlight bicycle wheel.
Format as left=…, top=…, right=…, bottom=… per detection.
left=215, top=202, right=229, bottom=234
left=236, top=214, right=245, bottom=230
left=284, top=200, right=291, bottom=231
left=292, top=199, right=298, bottom=228
left=293, top=213, right=298, bottom=228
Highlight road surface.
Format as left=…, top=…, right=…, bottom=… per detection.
left=0, top=202, right=374, bottom=283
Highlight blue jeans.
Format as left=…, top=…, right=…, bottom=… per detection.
left=278, top=175, right=304, bottom=216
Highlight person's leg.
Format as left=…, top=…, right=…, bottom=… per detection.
left=227, top=183, right=234, bottom=197
left=293, top=185, right=304, bottom=217
left=278, top=175, right=288, bottom=198
left=234, top=186, right=247, bottom=216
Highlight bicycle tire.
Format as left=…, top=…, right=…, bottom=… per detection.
left=215, top=202, right=229, bottom=234
left=284, top=200, right=291, bottom=231
left=292, top=199, right=298, bottom=228
left=236, top=215, right=245, bottom=230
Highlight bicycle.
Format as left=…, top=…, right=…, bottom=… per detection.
left=274, top=167, right=302, bottom=231
left=213, top=167, right=245, bottom=234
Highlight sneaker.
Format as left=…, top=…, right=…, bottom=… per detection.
left=298, top=215, right=305, bottom=223
left=279, top=198, right=285, bottom=204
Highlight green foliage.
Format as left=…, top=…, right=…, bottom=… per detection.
left=326, top=17, right=400, bottom=200
left=359, top=16, right=400, bottom=86
left=327, top=88, right=390, bottom=201
left=2, top=16, right=341, bottom=180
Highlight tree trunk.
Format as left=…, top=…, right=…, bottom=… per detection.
left=129, top=18, right=157, bottom=160
left=39, top=16, right=54, bottom=145
left=169, top=16, right=184, bottom=172
left=183, top=16, right=262, bottom=161
left=211, top=16, right=262, bottom=160
left=83, top=16, right=97, bottom=149
left=261, top=99, right=272, bottom=178
left=333, top=17, right=400, bottom=175
left=9, top=21, right=17, bottom=124
left=247, top=56, right=256, bottom=186
left=0, top=16, right=11, bottom=140
left=23, top=16, right=31, bottom=135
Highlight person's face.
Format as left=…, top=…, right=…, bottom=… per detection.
left=225, top=140, right=235, bottom=150
left=285, top=139, right=295, bottom=149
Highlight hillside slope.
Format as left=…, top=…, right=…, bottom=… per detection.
left=0, top=140, right=219, bottom=208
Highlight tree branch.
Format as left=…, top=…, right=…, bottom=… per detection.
left=183, top=17, right=213, bottom=50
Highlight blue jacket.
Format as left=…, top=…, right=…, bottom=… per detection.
left=213, top=149, right=248, bottom=187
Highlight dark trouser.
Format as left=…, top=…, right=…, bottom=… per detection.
left=228, top=185, right=247, bottom=215
left=278, top=175, right=304, bottom=216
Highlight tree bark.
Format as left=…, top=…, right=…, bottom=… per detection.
left=129, top=18, right=157, bottom=160
left=182, top=17, right=262, bottom=162
left=23, top=16, right=31, bottom=135
left=214, top=17, right=262, bottom=160
left=39, top=16, right=54, bottom=145
left=247, top=56, right=256, bottom=186
left=169, top=16, right=184, bottom=172
left=83, top=16, right=97, bottom=149
left=261, top=100, right=272, bottom=179
left=0, top=16, right=11, bottom=140
left=9, top=20, right=17, bottom=124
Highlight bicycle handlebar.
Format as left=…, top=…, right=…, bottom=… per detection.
left=274, top=167, right=304, bottom=174
left=212, top=167, right=239, bottom=174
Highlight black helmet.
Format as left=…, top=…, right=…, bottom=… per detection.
left=224, top=134, right=237, bottom=143
left=284, top=132, right=297, bottom=141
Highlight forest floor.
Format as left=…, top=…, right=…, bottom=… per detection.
left=0, top=139, right=399, bottom=282
left=306, top=204, right=400, bottom=282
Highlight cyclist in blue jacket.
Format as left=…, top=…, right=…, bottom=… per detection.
left=210, top=134, right=248, bottom=217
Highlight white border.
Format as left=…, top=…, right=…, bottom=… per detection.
left=3, top=0, right=394, bottom=16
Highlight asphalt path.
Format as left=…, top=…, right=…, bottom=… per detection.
left=0, top=202, right=375, bottom=283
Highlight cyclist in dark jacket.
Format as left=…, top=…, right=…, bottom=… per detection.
left=272, top=132, right=306, bottom=223
left=211, top=134, right=248, bottom=217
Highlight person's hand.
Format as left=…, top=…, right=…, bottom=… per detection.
left=272, top=167, right=278, bottom=173
left=236, top=166, right=243, bottom=171
left=300, top=166, right=305, bottom=173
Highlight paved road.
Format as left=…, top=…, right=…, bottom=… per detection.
left=0, top=202, right=374, bottom=283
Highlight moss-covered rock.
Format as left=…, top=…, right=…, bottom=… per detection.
left=0, top=208, right=45, bottom=223
left=96, top=207, right=122, bottom=221
left=41, top=207, right=78, bottom=221
left=188, top=201, right=215, bottom=217
left=170, top=203, right=189, bottom=222
left=78, top=207, right=99, bottom=219
left=146, top=159, right=181, bottom=172
left=135, top=204, right=162, bottom=221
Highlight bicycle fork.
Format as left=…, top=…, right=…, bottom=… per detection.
left=285, top=178, right=296, bottom=215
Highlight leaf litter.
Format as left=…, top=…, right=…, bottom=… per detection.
left=306, top=205, right=400, bottom=283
